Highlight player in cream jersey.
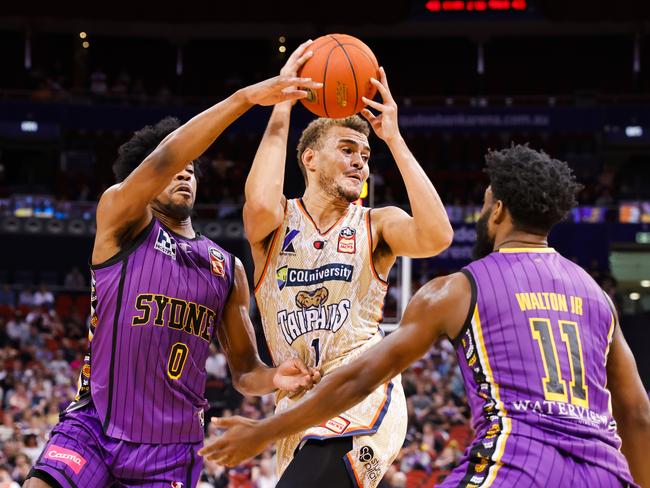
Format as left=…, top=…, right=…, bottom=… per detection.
left=255, top=197, right=403, bottom=484
left=256, top=199, right=387, bottom=376
left=206, top=41, right=453, bottom=487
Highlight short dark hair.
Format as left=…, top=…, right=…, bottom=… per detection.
left=485, top=144, right=582, bottom=233
left=113, top=116, right=201, bottom=182
left=296, top=116, right=370, bottom=185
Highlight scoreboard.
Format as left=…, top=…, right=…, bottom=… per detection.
left=424, top=0, right=527, bottom=12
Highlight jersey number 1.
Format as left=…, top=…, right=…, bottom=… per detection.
left=311, top=338, right=321, bottom=367
left=530, top=318, right=589, bottom=408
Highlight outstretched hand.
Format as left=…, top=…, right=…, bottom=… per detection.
left=273, top=358, right=321, bottom=394
left=198, top=416, right=269, bottom=466
left=361, top=67, right=401, bottom=143
left=281, top=39, right=315, bottom=78
left=242, top=75, right=322, bottom=106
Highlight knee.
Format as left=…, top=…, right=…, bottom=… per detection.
left=24, top=476, right=55, bottom=488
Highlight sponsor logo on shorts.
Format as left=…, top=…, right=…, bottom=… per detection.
left=171, top=482, right=184, bottom=488
left=154, top=228, right=177, bottom=260
left=46, top=445, right=87, bottom=474
left=358, top=446, right=381, bottom=482
left=320, top=416, right=350, bottom=434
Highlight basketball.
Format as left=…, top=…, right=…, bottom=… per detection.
left=298, top=34, right=379, bottom=119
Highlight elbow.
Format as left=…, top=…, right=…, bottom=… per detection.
left=615, top=402, right=650, bottom=430
left=244, top=199, right=277, bottom=217
left=438, top=226, right=454, bottom=251
left=230, top=372, right=249, bottom=396
left=423, top=225, right=454, bottom=255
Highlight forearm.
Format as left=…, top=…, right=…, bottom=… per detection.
left=387, top=137, right=452, bottom=244
left=244, top=102, right=292, bottom=206
left=234, top=364, right=277, bottom=396
left=156, top=89, right=253, bottom=175
left=260, top=368, right=377, bottom=441
left=618, top=412, right=650, bottom=486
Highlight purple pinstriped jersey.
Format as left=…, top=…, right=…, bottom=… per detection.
left=73, top=219, right=234, bottom=444
left=453, top=248, right=634, bottom=486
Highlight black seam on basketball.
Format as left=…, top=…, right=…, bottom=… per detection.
left=329, top=36, right=359, bottom=115
left=342, top=43, right=379, bottom=107
left=340, top=43, right=378, bottom=67
left=322, top=37, right=339, bottom=118
left=310, top=38, right=338, bottom=55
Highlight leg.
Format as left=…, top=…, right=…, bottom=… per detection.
left=112, top=440, right=203, bottom=488
left=277, top=437, right=355, bottom=488
left=23, top=471, right=60, bottom=488
left=26, top=404, right=113, bottom=488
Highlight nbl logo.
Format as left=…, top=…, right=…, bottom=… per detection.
left=154, top=228, right=177, bottom=260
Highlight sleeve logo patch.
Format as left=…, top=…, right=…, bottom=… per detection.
left=208, top=247, right=225, bottom=277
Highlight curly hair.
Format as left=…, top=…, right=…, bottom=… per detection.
left=113, top=116, right=201, bottom=182
left=296, top=115, right=370, bottom=185
left=485, top=144, right=582, bottom=233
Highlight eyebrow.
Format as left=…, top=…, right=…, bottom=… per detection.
left=338, top=138, right=370, bottom=153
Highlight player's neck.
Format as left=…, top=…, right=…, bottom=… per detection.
left=494, top=230, right=548, bottom=251
left=152, top=208, right=195, bottom=239
left=301, top=188, right=350, bottom=231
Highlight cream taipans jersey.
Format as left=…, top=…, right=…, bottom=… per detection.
left=254, top=199, right=407, bottom=487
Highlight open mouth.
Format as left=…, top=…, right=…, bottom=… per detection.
left=175, top=185, right=192, bottom=195
left=346, top=174, right=362, bottom=182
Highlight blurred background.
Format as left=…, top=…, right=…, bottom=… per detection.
left=0, top=1, right=649, bottom=486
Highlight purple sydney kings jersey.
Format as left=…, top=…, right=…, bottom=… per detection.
left=72, top=218, right=234, bottom=444
left=453, top=248, right=634, bottom=486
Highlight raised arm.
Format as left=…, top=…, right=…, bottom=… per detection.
left=200, top=272, right=471, bottom=464
left=606, top=324, right=650, bottom=486
left=243, top=40, right=316, bottom=252
left=217, top=258, right=316, bottom=396
left=362, top=67, right=453, bottom=258
left=94, top=74, right=320, bottom=262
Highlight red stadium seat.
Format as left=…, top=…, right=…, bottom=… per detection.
left=406, top=469, right=428, bottom=488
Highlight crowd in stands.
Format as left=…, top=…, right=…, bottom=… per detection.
left=0, top=280, right=473, bottom=487
left=8, top=125, right=640, bottom=218
left=0, top=254, right=625, bottom=487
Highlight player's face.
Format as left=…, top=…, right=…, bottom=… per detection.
left=315, top=127, right=370, bottom=202
left=152, top=163, right=197, bottom=220
left=473, top=186, right=496, bottom=260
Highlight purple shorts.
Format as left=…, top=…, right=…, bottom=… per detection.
left=439, top=439, right=634, bottom=488
left=30, top=402, right=202, bottom=488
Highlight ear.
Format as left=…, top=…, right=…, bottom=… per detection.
left=302, top=148, right=317, bottom=172
left=491, top=200, right=507, bottom=225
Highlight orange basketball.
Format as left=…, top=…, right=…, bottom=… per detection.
left=298, top=34, right=379, bottom=119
